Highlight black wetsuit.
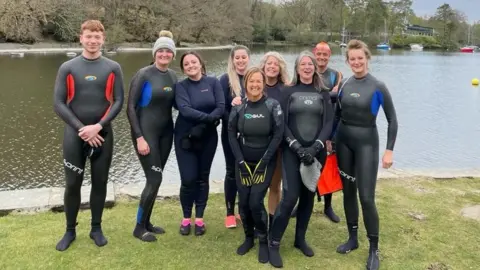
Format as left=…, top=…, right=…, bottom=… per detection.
left=220, top=73, right=245, bottom=217
left=318, top=67, right=342, bottom=218
left=228, top=96, right=284, bottom=260
left=265, top=81, right=283, bottom=101
left=174, top=75, right=225, bottom=222
left=126, top=65, right=177, bottom=240
left=53, top=55, right=124, bottom=250
left=333, top=73, right=397, bottom=269
left=265, top=81, right=283, bottom=225
left=268, top=82, right=333, bottom=268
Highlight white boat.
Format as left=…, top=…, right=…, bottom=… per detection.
left=10, top=52, right=24, bottom=58
left=410, top=43, right=423, bottom=51
left=66, top=52, right=77, bottom=57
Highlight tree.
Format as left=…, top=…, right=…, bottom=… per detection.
left=433, top=4, right=459, bottom=49
left=281, top=0, right=312, bottom=30
left=387, top=0, right=413, bottom=35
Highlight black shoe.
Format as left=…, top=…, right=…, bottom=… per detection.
left=324, top=207, right=340, bottom=223
left=268, top=240, right=283, bottom=268
left=180, top=223, right=191, bottom=236
left=55, top=231, right=76, bottom=251
left=366, top=249, right=380, bottom=270
left=294, top=240, right=314, bottom=257
left=236, top=237, right=254, bottom=255
left=89, top=229, right=108, bottom=247
left=258, top=233, right=269, bottom=263
left=336, top=238, right=359, bottom=254
left=133, top=224, right=157, bottom=242
left=195, top=224, right=206, bottom=236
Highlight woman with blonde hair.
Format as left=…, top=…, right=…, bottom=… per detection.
left=219, top=45, right=251, bottom=228
left=228, top=66, right=284, bottom=263
left=257, top=51, right=290, bottom=232
left=328, top=39, right=397, bottom=270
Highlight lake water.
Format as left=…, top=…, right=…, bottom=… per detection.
left=0, top=45, right=479, bottom=191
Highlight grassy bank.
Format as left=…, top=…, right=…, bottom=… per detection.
left=0, top=177, right=479, bottom=270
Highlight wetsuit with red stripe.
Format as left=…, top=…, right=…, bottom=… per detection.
left=53, top=55, right=124, bottom=236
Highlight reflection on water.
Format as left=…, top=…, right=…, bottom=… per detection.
left=0, top=46, right=479, bottom=191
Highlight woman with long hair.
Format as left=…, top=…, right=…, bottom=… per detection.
left=257, top=51, right=290, bottom=231
left=268, top=51, right=334, bottom=268
left=219, top=45, right=251, bottom=228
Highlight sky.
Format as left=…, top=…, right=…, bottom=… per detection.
left=412, top=0, right=480, bottom=22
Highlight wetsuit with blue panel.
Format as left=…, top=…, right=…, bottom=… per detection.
left=332, top=73, right=398, bottom=270
left=127, top=65, right=177, bottom=241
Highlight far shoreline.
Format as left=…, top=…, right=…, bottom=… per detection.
left=0, top=42, right=236, bottom=55
left=0, top=41, right=339, bottom=55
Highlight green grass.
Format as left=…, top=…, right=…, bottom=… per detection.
left=1, top=178, right=479, bottom=270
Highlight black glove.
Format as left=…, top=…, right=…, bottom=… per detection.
left=289, top=140, right=307, bottom=160
left=301, top=154, right=314, bottom=166
left=238, top=161, right=253, bottom=186
left=304, top=140, right=323, bottom=159
left=190, top=124, right=207, bottom=139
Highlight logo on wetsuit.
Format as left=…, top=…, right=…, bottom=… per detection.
left=350, top=93, right=360, bottom=98
left=339, top=169, right=355, bottom=182
left=163, top=86, right=173, bottom=92
left=151, top=166, right=163, bottom=173
left=84, top=75, right=97, bottom=81
left=63, top=159, right=84, bottom=175
left=298, top=95, right=318, bottom=105
left=244, top=113, right=265, bottom=119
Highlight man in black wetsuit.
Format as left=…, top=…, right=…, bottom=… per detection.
left=228, top=67, right=284, bottom=264
left=53, top=20, right=124, bottom=251
left=268, top=51, right=333, bottom=268
left=330, top=40, right=398, bottom=270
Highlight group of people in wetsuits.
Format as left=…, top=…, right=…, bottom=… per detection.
left=53, top=20, right=398, bottom=270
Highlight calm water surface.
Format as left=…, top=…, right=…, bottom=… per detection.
left=0, top=46, right=479, bottom=191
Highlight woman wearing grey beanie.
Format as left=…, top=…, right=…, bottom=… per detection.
left=126, top=30, right=178, bottom=242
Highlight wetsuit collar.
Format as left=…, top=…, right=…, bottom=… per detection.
left=318, top=66, right=328, bottom=74
left=266, top=79, right=279, bottom=88
left=154, top=64, right=169, bottom=73
left=299, top=81, right=314, bottom=87
left=353, top=72, right=370, bottom=81
left=247, top=95, right=266, bottom=104
left=81, top=54, right=102, bottom=62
